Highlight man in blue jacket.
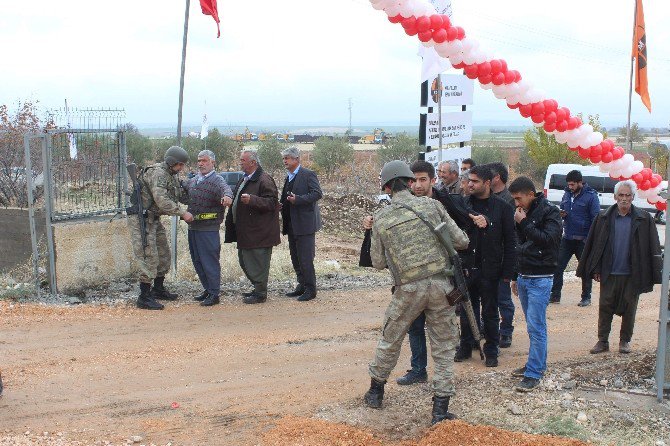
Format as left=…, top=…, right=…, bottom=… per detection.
left=550, top=170, right=600, bottom=306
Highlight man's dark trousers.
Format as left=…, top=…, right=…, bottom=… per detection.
left=188, top=230, right=221, bottom=297
left=551, top=238, right=592, bottom=300
left=407, top=312, right=427, bottom=374
left=498, top=280, right=514, bottom=338
left=460, top=269, right=500, bottom=357
left=288, top=227, right=316, bottom=293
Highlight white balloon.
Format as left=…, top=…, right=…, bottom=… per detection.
left=474, top=51, right=487, bottom=64
left=448, top=40, right=463, bottom=56
left=421, top=40, right=435, bottom=48
left=450, top=53, right=464, bottom=65
left=461, top=37, right=474, bottom=54
left=622, top=166, right=635, bottom=178
left=621, top=153, right=635, bottom=165
left=506, top=94, right=520, bottom=105
left=463, top=51, right=477, bottom=65
left=506, top=82, right=520, bottom=97
left=648, top=195, right=660, bottom=204
left=586, top=133, right=600, bottom=148
left=517, top=79, right=532, bottom=94
left=631, top=160, right=644, bottom=175
left=494, top=91, right=507, bottom=100
left=610, top=169, right=622, bottom=178
left=434, top=43, right=450, bottom=57
left=518, top=93, right=532, bottom=106
left=398, top=2, right=414, bottom=17
left=599, top=163, right=611, bottom=173
left=384, top=4, right=401, bottom=16
left=492, top=83, right=506, bottom=95
left=555, top=132, right=568, bottom=144
left=534, top=89, right=546, bottom=103
left=592, top=132, right=604, bottom=145
left=480, top=82, right=493, bottom=90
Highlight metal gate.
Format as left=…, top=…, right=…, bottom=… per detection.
left=23, top=128, right=128, bottom=297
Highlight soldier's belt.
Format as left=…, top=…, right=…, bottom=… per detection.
left=193, top=212, right=219, bottom=221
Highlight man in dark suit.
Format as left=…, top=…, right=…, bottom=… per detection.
left=280, top=147, right=323, bottom=302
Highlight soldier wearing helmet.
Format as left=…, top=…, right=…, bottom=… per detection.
left=127, top=145, right=194, bottom=310
left=363, top=160, right=469, bottom=425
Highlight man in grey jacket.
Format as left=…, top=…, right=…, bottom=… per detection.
left=183, top=150, right=233, bottom=306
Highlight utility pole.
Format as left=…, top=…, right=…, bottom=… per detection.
left=348, top=98, right=353, bottom=133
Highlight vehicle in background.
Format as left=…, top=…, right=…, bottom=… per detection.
left=358, top=128, right=385, bottom=144
left=544, top=163, right=656, bottom=214
left=219, top=171, right=245, bottom=188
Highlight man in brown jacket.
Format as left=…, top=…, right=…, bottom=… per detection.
left=224, top=150, right=281, bottom=304
left=576, top=180, right=662, bottom=354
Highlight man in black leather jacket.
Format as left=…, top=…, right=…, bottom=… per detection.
left=508, top=176, right=562, bottom=392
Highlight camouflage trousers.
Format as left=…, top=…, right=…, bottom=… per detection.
left=369, top=274, right=459, bottom=397
left=127, top=215, right=171, bottom=284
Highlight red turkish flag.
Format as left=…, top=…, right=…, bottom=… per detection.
left=200, top=0, right=220, bottom=38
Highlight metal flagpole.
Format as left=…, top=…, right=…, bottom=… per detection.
left=625, top=0, right=638, bottom=153
left=172, top=0, right=191, bottom=278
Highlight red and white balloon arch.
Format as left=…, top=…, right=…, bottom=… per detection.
left=370, top=0, right=667, bottom=210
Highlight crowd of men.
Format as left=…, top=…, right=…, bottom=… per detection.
left=124, top=146, right=662, bottom=425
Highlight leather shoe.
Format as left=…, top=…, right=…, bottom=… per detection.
left=577, top=299, right=591, bottom=307
left=151, top=287, right=178, bottom=301
left=396, top=370, right=428, bottom=385
left=500, top=335, right=512, bottom=348
left=285, top=285, right=305, bottom=297
left=200, top=294, right=220, bottom=306
left=194, top=291, right=208, bottom=302
left=589, top=340, right=609, bottom=354
left=549, top=295, right=561, bottom=304
left=485, top=356, right=498, bottom=368
left=297, top=290, right=316, bottom=302
left=243, top=293, right=267, bottom=304
left=619, top=340, right=632, bottom=354
left=454, top=346, right=472, bottom=362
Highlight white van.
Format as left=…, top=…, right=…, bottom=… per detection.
left=543, top=163, right=656, bottom=213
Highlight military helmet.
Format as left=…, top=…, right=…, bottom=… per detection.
left=164, top=146, right=189, bottom=166
left=380, top=160, right=414, bottom=190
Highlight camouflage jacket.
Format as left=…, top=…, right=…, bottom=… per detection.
left=139, top=163, right=186, bottom=217
left=371, top=189, right=469, bottom=286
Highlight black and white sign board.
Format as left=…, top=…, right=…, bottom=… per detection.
left=419, top=110, right=473, bottom=147
left=420, top=74, right=474, bottom=108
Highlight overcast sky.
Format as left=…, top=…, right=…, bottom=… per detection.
left=1, top=0, right=668, bottom=129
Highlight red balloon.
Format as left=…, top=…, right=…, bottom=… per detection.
left=513, top=70, right=522, bottom=83
left=464, top=65, right=479, bottom=79
left=573, top=117, right=583, bottom=128
left=478, top=74, right=492, bottom=84
left=560, top=107, right=571, bottom=119
left=544, top=111, right=557, bottom=125
left=640, top=180, right=651, bottom=190
left=418, top=30, right=433, bottom=42
left=590, top=154, right=602, bottom=163
left=519, top=104, right=533, bottom=118
left=652, top=173, right=663, bottom=182
left=455, top=26, right=465, bottom=39
left=416, top=16, right=432, bottom=32
left=478, top=62, right=492, bottom=77
left=601, top=152, right=613, bottom=163
left=656, top=202, right=667, bottom=211
left=446, top=26, right=458, bottom=41
left=651, top=175, right=662, bottom=188
left=568, top=145, right=580, bottom=152
left=590, top=144, right=602, bottom=157
left=543, top=100, right=558, bottom=113
left=601, top=139, right=614, bottom=151
left=632, top=173, right=644, bottom=184
left=401, top=16, right=417, bottom=29
left=404, top=26, right=418, bottom=36
left=440, top=15, right=451, bottom=29
left=430, top=15, right=443, bottom=30
left=492, top=72, right=505, bottom=85
left=388, top=14, right=403, bottom=24
left=543, top=122, right=557, bottom=132
left=641, top=168, right=653, bottom=180
left=504, top=70, right=515, bottom=84
left=556, top=120, right=568, bottom=132
left=567, top=117, right=580, bottom=130
left=452, top=62, right=466, bottom=69
left=500, top=60, right=508, bottom=73
left=531, top=113, right=545, bottom=124
left=578, top=147, right=591, bottom=158
left=490, top=60, right=502, bottom=75
left=531, top=102, right=545, bottom=116
left=555, top=108, right=567, bottom=123
left=507, top=102, right=520, bottom=109
left=432, top=28, right=447, bottom=43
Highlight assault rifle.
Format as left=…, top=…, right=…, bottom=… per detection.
left=434, top=222, right=485, bottom=361
left=126, top=163, right=148, bottom=259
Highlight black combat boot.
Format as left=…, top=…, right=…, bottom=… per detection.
left=431, top=396, right=457, bottom=425
left=151, top=276, right=178, bottom=301
left=363, top=378, right=385, bottom=409
left=297, top=288, right=316, bottom=302
left=285, top=284, right=305, bottom=297
left=137, top=282, right=164, bottom=310
left=200, top=294, right=220, bottom=306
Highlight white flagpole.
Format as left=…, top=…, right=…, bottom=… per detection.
left=625, top=0, right=638, bottom=153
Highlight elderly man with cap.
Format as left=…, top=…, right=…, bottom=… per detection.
left=364, top=160, right=469, bottom=425
left=181, top=150, right=233, bottom=306
left=128, top=146, right=194, bottom=310
left=280, top=146, right=323, bottom=302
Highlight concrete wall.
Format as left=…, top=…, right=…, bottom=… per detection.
left=54, top=216, right=134, bottom=292
left=0, top=208, right=45, bottom=273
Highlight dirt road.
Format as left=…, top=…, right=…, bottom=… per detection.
left=0, top=280, right=664, bottom=445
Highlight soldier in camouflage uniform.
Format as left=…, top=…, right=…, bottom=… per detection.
left=128, top=146, right=194, bottom=310
left=364, top=160, right=469, bottom=425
